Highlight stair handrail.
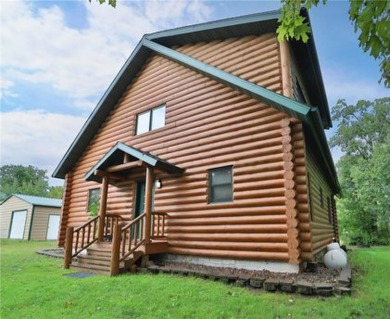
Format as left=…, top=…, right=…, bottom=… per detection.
left=110, top=213, right=146, bottom=275
left=64, top=216, right=99, bottom=269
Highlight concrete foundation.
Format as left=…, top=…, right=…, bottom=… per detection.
left=156, top=254, right=300, bottom=273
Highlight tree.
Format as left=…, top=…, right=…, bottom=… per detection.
left=0, top=165, right=63, bottom=200
left=47, top=186, right=64, bottom=199
left=90, top=0, right=116, bottom=7
left=330, top=98, right=390, bottom=245
left=277, top=0, right=390, bottom=87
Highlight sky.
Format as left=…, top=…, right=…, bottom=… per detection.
left=1, top=0, right=388, bottom=186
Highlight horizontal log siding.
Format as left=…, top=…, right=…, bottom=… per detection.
left=306, top=149, right=335, bottom=254
left=58, top=172, right=71, bottom=246
left=61, top=35, right=294, bottom=262
left=175, top=34, right=282, bottom=92
left=291, top=123, right=313, bottom=261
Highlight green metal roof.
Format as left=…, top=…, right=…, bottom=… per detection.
left=53, top=9, right=338, bottom=192
left=0, top=194, right=62, bottom=208
left=85, top=142, right=184, bottom=183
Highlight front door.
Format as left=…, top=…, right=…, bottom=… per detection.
left=134, top=181, right=146, bottom=239
left=134, top=180, right=146, bottom=219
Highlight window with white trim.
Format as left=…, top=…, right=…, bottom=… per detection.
left=136, top=104, right=166, bottom=135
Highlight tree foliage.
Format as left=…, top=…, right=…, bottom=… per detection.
left=0, top=165, right=63, bottom=200
left=278, top=0, right=390, bottom=87
left=330, top=98, right=390, bottom=245
left=90, top=0, right=116, bottom=8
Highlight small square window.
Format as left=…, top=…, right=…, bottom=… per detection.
left=209, top=166, right=233, bottom=203
left=135, top=104, right=166, bottom=135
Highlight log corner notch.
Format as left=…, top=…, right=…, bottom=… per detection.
left=281, top=117, right=301, bottom=264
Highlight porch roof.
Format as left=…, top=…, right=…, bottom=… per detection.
left=84, top=142, right=184, bottom=183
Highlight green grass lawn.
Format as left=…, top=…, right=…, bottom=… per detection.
left=1, top=240, right=389, bottom=319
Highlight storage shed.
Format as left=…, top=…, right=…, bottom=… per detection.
left=0, top=194, right=62, bottom=240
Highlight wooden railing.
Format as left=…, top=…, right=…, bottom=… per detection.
left=104, top=214, right=126, bottom=241
left=64, top=216, right=99, bottom=268
left=152, top=211, right=167, bottom=239
left=110, top=213, right=146, bottom=275
left=64, top=211, right=169, bottom=274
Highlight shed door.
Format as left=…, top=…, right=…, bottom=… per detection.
left=46, top=215, right=60, bottom=240
left=9, top=210, right=27, bottom=239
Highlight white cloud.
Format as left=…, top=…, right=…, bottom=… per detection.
left=0, top=78, right=17, bottom=99
left=1, top=0, right=213, bottom=111
left=0, top=110, right=86, bottom=184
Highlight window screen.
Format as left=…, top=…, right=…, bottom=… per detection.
left=209, top=166, right=233, bottom=203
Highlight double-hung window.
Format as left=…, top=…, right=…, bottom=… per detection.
left=136, top=104, right=166, bottom=135
left=209, top=166, right=233, bottom=203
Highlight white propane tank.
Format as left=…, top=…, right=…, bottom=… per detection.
left=327, top=242, right=340, bottom=251
left=324, top=247, right=347, bottom=269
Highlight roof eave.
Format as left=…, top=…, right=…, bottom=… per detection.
left=84, top=142, right=184, bottom=183
left=52, top=39, right=151, bottom=179
left=294, top=8, right=332, bottom=128
left=146, top=10, right=281, bottom=44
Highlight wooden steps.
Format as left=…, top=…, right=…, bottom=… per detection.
left=69, top=241, right=144, bottom=275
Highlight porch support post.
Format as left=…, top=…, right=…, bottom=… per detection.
left=144, top=166, right=154, bottom=244
left=98, top=175, right=109, bottom=241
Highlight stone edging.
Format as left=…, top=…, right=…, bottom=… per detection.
left=146, top=265, right=352, bottom=297
left=36, top=248, right=64, bottom=259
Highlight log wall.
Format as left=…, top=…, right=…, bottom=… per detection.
left=290, top=122, right=312, bottom=261
left=306, top=149, right=336, bottom=254
left=289, top=45, right=338, bottom=256
left=59, top=33, right=307, bottom=263
left=58, top=172, right=72, bottom=246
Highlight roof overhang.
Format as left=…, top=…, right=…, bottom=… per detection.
left=85, top=142, right=184, bottom=183
left=53, top=9, right=337, bottom=192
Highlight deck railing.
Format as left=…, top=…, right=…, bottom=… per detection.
left=152, top=211, right=167, bottom=239
left=104, top=214, right=124, bottom=240
left=64, top=211, right=169, bottom=274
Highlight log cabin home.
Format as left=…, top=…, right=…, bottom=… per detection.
left=53, top=9, right=340, bottom=275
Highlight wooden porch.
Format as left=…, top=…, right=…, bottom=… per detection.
left=63, top=143, right=183, bottom=275
left=64, top=211, right=168, bottom=275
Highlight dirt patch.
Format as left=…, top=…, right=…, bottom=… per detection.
left=154, top=261, right=339, bottom=284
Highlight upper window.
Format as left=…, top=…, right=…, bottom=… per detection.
left=87, top=188, right=101, bottom=217
left=136, top=104, right=166, bottom=135
left=209, top=166, right=233, bottom=203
